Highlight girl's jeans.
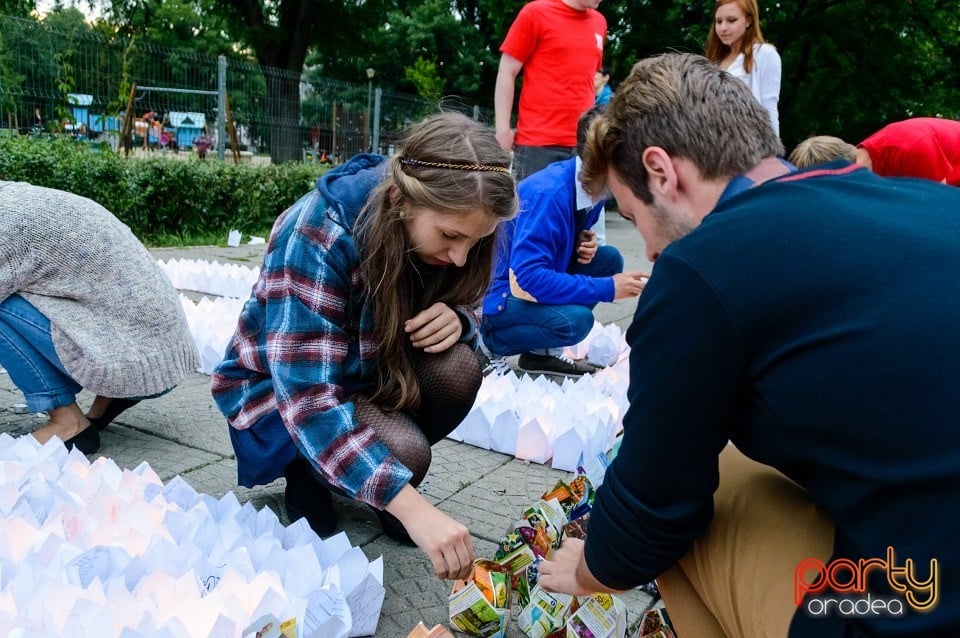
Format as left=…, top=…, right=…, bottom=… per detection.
left=0, top=294, right=81, bottom=413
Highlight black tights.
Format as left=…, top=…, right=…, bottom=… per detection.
left=291, top=342, right=482, bottom=490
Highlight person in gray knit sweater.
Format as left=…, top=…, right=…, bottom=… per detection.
left=0, top=181, right=199, bottom=454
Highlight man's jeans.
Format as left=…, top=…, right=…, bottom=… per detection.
left=480, top=245, right=623, bottom=356
left=0, top=294, right=81, bottom=413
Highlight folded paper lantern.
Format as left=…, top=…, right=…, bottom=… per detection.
left=0, top=434, right=383, bottom=637
left=159, top=258, right=259, bottom=299
left=450, top=322, right=630, bottom=466
left=178, top=294, right=246, bottom=375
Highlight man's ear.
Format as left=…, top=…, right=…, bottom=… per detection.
left=641, top=147, right=679, bottom=198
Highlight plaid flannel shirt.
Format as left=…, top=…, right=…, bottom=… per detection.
left=211, top=156, right=478, bottom=509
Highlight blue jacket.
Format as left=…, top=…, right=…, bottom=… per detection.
left=482, top=158, right=614, bottom=316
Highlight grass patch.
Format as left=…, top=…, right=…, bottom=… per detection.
left=145, top=227, right=274, bottom=248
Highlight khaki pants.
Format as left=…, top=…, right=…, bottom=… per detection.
left=657, top=445, right=835, bottom=637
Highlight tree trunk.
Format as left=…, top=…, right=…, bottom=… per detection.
left=265, top=68, right=302, bottom=164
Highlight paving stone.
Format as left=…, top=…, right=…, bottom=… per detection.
left=95, top=425, right=223, bottom=480
left=419, top=438, right=513, bottom=504
left=436, top=458, right=575, bottom=544
left=119, top=372, right=235, bottom=457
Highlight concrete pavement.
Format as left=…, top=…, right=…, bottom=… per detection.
left=0, top=215, right=657, bottom=637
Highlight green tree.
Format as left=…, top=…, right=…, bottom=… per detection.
left=203, top=0, right=379, bottom=163
left=599, top=0, right=960, bottom=150
left=0, top=30, right=25, bottom=128
left=405, top=55, right=445, bottom=102
left=372, top=0, right=495, bottom=99
left=0, top=0, right=35, bottom=17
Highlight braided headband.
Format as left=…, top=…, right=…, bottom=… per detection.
left=399, top=157, right=510, bottom=174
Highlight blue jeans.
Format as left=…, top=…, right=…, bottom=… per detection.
left=0, top=294, right=81, bottom=413
left=481, top=245, right=624, bottom=356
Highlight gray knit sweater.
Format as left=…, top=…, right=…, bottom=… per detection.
left=0, top=181, right=199, bottom=397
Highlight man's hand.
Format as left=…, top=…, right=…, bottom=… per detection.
left=538, top=538, right=625, bottom=595
left=613, top=271, right=648, bottom=300
left=405, top=302, right=462, bottom=353
left=576, top=230, right=598, bottom=264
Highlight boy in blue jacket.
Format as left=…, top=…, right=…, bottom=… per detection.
left=480, top=106, right=647, bottom=376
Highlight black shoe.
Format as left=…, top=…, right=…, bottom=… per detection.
left=88, top=398, right=141, bottom=431
left=63, top=426, right=101, bottom=454
left=374, top=508, right=416, bottom=546
left=283, top=461, right=337, bottom=537
left=517, top=352, right=595, bottom=377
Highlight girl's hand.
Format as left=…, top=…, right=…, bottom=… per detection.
left=386, top=485, right=475, bottom=580
left=405, top=302, right=462, bottom=353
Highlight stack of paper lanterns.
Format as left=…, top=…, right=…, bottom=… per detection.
left=157, top=259, right=257, bottom=375
left=158, top=258, right=259, bottom=299
left=451, top=322, right=631, bottom=469
left=0, top=434, right=384, bottom=637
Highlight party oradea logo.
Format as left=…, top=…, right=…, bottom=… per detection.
left=795, top=546, right=939, bottom=618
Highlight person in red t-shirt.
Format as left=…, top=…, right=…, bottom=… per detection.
left=494, top=0, right=607, bottom=181
left=789, top=117, right=960, bottom=186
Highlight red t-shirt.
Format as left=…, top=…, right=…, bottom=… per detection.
left=859, top=117, right=960, bottom=186
left=501, top=0, right=606, bottom=147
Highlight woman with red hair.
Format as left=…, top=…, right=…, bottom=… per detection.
left=706, top=0, right=781, bottom=136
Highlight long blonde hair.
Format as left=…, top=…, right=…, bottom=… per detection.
left=355, top=112, right=516, bottom=412
left=705, top=0, right=767, bottom=74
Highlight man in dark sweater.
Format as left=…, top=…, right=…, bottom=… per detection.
left=537, top=52, right=960, bottom=637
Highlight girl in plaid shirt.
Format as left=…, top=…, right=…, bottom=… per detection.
left=212, top=113, right=517, bottom=580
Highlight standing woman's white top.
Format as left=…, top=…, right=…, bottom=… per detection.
left=707, top=0, right=782, bottom=137
left=723, top=42, right=781, bottom=135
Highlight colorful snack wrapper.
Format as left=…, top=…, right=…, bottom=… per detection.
left=631, top=608, right=676, bottom=638
left=449, top=560, right=511, bottom=637
left=565, top=593, right=627, bottom=638
left=562, top=513, right=590, bottom=541
left=517, top=585, right=577, bottom=638
left=517, top=498, right=568, bottom=551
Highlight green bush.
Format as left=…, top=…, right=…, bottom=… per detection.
left=0, top=131, right=328, bottom=244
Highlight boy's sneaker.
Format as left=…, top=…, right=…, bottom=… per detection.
left=517, top=352, right=595, bottom=377
left=480, top=353, right=511, bottom=376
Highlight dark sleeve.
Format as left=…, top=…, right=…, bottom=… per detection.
left=583, top=254, right=745, bottom=589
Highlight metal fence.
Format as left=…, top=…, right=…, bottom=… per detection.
left=0, top=14, right=493, bottom=164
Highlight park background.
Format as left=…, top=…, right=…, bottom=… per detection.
left=0, top=0, right=958, bottom=168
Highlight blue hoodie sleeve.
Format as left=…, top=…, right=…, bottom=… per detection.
left=509, top=184, right=615, bottom=305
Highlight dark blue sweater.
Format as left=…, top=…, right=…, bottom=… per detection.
left=585, top=163, right=960, bottom=636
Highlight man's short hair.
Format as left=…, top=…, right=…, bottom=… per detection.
left=580, top=53, right=784, bottom=203
left=788, top=136, right=857, bottom=169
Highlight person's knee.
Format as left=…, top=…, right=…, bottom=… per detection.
left=404, top=446, right=432, bottom=486
left=567, top=307, right=596, bottom=344
left=596, top=245, right=624, bottom=275
left=420, top=343, right=482, bottom=401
